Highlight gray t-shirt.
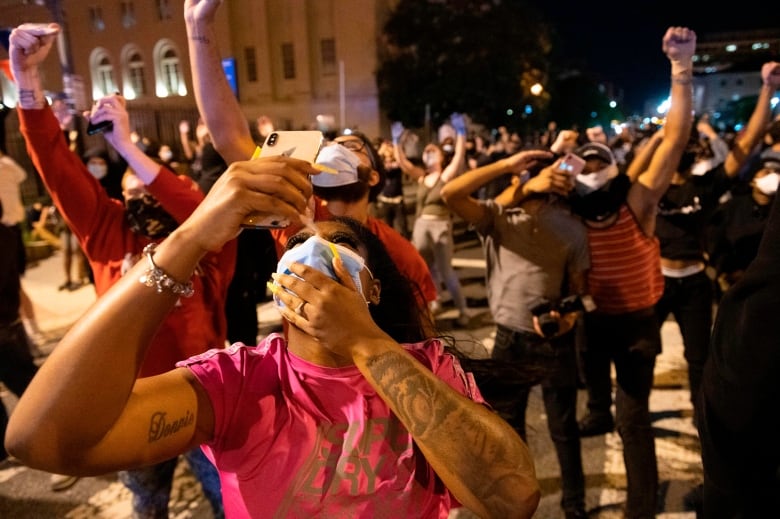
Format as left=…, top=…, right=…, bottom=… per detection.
left=475, top=198, right=590, bottom=332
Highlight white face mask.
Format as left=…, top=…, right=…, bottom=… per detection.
left=87, top=163, right=107, bottom=180
left=159, top=150, right=174, bottom=163
left=423, top=150, right=439, bottom=168
left=755, top=172, right=780, bottom=195
left=575, top=163, right=618, bottom=194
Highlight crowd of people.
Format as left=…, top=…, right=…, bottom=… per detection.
left=2, top=11, right=779, bottom=519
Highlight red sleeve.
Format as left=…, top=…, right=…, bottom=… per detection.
left=18, top=106, right=127, bottom=256
left=146, top=170, right=205, bottom=224
left=366, top=217, right=438, bottom=305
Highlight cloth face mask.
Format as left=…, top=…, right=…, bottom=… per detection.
left=575, top=163, right=618, bottom=195
left=274, top=235, right=368, bottom=308
left=755, top=172, right=779, bottom=195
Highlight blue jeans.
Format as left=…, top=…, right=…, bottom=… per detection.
left=583, top=308, right=660, bottom=519
left=655, top=271, right=713, bottom=413
left=491, top=324, right=585, bottom=513
left=118, top=448, right=223, bottom=519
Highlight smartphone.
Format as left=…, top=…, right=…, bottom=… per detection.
left=241, top=130, right=324, bottom=229
left=86, top=119, right=113, bottom=135
left=559, top=153, right=586, bottom=176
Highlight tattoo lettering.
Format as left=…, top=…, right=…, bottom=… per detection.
left=189, top=34, right=211, bottom=44
left=148, top=410, right=194, bottom=443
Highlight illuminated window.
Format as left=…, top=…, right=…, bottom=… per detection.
left=126, top=51, right=147, bottom=99
left=725, top=44, right=737, bottom=53
left=96, top=56, right=115, bottom=97
left=244, top=47, right=258, bottom=83
left=153, top=41, right=187, bottom=97
left=321, top=38, right=336, bottom=76
left=281, top=43, right=295, bottom=80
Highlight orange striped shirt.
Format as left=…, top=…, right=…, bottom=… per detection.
left=587, top=205, right=663, bottom=314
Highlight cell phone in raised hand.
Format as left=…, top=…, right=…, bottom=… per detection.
left=86, top=119, right=113, bottom=135
left=559, top=153, right=586, bottom=176
left=241, top=130, right=325, bottom=229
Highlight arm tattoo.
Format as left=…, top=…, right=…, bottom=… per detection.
left=189, top=34, right=211, bottom=44
left=367, top=351, right=532, bottom=513
left=147, top=409, right=195, bottom=443
left=366, top=351, right=458, bottom=437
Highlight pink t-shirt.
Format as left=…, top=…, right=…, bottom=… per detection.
left=177, top=334, right=485, bottom=518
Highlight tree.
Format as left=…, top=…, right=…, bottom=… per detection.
left=377, top=0, right=553, bottom=131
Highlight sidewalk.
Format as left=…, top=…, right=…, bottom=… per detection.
left=21, top=249, right=97, bottom=351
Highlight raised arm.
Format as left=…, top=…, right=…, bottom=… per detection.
left=392, top=121, right=426, bottom=180
left=440, top=113, right=468, bottom=182
left=441, top=149, right=554, bottom=224
left=625, top=127, right=663, bottom=182
left=724, top=61, right=780, bottom=176
left=185, top=0, right=256, bottom=163
left=627, top=26, right=695, bottom=234
left=5, top=156, right=317, bottom=475
left=88, top=94, right=166, bottom=185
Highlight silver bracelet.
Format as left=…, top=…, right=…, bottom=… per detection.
left=138, top=243, right=194, bottom=298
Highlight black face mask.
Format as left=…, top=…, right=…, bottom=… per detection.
left=125, top=195, right=178, bottom=238
left=569, top=175, right=630, bottom=223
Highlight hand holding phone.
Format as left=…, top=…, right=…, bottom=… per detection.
left=558, top=153, right=586, bottom=176
left=86, top=119, right=113, bottom=135
left=241, top=130, right=324, bottom=229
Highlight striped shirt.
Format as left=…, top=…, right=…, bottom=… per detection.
left=587, top=205, right=663, bottom=314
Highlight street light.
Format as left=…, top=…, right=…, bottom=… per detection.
left=530, top=82, right=544, bottom=96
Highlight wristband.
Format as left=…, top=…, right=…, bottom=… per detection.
left=139, top=243, right=194, bottom=298
left=671, top=75, right=693, bottom=86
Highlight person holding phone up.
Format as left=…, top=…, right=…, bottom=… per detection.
left=5, top=147, right=542, bottom=518
left=441, top=150, right=592, bottom=519
left=7, top=23, right=235, bottom=518
left=184, top=0, right=438, bottom=323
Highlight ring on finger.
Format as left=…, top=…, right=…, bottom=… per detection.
left=294, top=301, right=306, bottom=316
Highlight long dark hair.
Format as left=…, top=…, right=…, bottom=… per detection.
left=330, top=216, right=431, bottom=343
left=332, top=217, right=547, bottom=401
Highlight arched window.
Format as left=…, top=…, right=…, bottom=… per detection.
left=89, top=49, right=116, bottom=100
left=121, top=45, right=147, bottom=99
left=153, top=41, right=187, bottom=97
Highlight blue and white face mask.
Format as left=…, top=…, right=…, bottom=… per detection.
left=274, top=235, right=370, bottom=308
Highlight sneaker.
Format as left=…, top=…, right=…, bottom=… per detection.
left=50, top=473, right=80, bottom=491
left=578, top=413, right=615, bottom=437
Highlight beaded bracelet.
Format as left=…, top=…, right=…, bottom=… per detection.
left=138, top=243, right=194, bottom=298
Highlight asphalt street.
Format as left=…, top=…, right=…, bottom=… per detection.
left=2, top=227, right=703, bottom=518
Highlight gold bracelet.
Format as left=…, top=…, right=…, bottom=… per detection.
left=138, top=243, right=194, bottom=298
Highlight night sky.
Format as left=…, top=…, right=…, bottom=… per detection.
left=528, top=0, right=774, bottom=113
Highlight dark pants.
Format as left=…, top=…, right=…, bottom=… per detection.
left=118, top=448, right=224, bottom=519
left=582, top=309, right=661, bottom=519
left=225, top=229, right=277, bottom=345
left=0, top=321, right=38, bottom=460
left=374, top=199, right=410, bottom=239
left=655, top=271, right=713, bottom=413
left=491, top=324, right=585, bottom=513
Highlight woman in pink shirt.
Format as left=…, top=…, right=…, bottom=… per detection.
left=6, top=151, right=540, bottom=518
